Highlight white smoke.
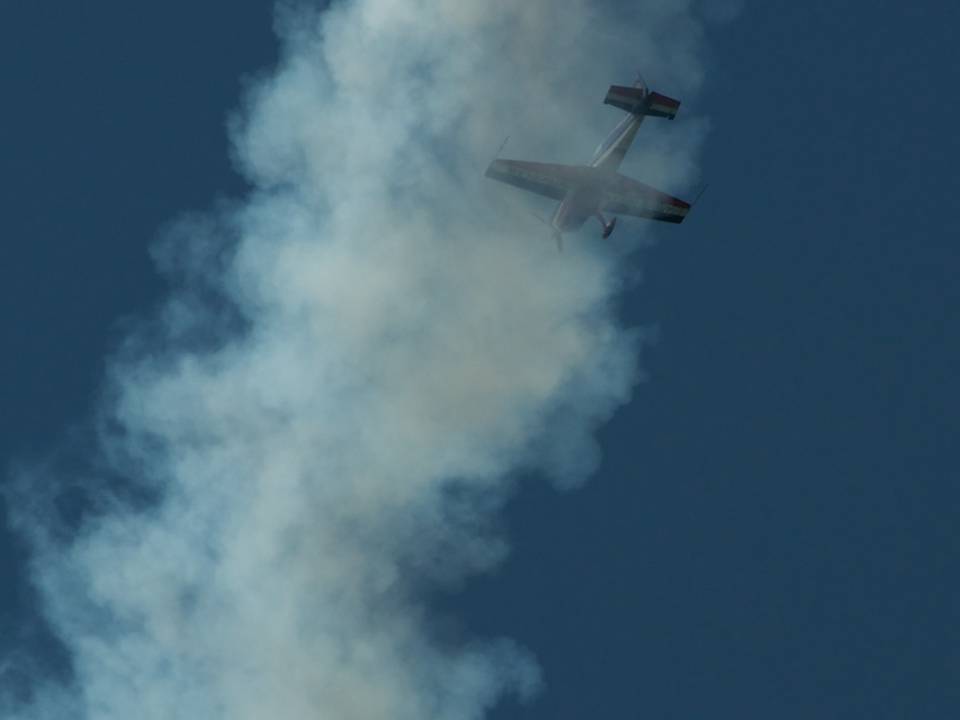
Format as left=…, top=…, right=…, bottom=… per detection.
left=4, top=1, right=717, bottom=718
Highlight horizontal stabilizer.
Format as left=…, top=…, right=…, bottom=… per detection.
left=604, top=85, right=681, bottom=119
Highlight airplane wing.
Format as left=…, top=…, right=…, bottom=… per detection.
left=601, top=173, right=691, bottom=224
left=485, top=159, right=591, bottom=201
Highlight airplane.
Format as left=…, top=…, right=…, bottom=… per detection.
left=485, top=75, right=693, bottom=248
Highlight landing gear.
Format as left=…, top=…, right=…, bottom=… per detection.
left=601, top=217, right=617, bottom=239
left=596, top=212, right=617, bottom=239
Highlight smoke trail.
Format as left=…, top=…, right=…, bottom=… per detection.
left=4, top=1, right=716, bottom=718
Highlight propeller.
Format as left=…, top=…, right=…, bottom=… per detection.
left=528, top=210, right=563, bottom=252
left=691, top=183, right=708, bottom=207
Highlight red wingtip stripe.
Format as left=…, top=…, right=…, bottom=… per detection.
left=648, top=92, right=680, bottom=110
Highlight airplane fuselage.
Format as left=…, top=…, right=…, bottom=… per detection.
left=549, top=184, right=604, bottom=233
left=549, top=111, right=645, bottom=234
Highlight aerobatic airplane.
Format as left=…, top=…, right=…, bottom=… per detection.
left=485, top=76, right=692, bottom=247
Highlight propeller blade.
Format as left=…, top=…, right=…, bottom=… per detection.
left=527, top=210, right=562, bottom=252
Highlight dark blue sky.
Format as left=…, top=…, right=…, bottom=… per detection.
left=3, top=2, right=959, bottom=719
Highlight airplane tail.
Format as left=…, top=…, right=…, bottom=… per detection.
left=604, top=81, right=680, bottom=120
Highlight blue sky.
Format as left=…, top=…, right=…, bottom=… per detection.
left=2, top=1, right=959, bottom=719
